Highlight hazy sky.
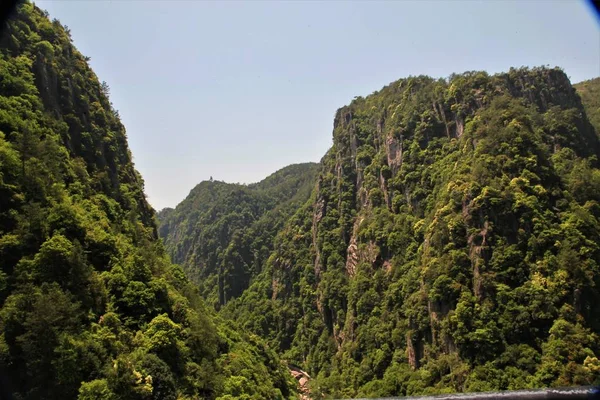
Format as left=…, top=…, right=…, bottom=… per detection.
left=35, top=0, right=599, bottom=210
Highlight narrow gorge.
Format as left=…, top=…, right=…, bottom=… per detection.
left=1, top=1, right=599, bottom=399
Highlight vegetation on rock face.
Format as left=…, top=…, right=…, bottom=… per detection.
left=157, top=163, right=318, bottom=308
left=4, top=1, right=600, bottom=399
left=0, top=3, right=297, bottom=399
left=214, top=68, right=600, bottom=398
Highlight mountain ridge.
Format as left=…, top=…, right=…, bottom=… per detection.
left=573, top=77, right=600, bottom=134
left=4, top=1, right=600, bottom=399
left=159, top=70, right=600, bottom=398
left=0, top=3, right=298, bottom=399
left=215, top=67, right=600, bottom=398
left=157, top=162, right=319, bottom=307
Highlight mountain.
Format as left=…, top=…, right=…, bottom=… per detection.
left=0, top=3, right=297, bottom=399
left=9, top=1, right=599, bottom=398
left=219, top=68, right=600, bottom=398
left=157, top=163, right=319, bottom=308
left=574, top=77, right=600, bottom=134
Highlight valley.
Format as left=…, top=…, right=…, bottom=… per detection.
left=1, top=2, right=599, bottom=399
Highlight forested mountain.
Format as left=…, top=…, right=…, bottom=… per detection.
left=215, top=68, right=600, bottom=398
left=0, top=3, right=297, bottom=399
left=157, top=163, right=318, bottom=308
left=4, top=1, right=600, bottom=399
left=574, top=77, right=600, bottom=133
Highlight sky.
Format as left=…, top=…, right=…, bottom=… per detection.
left=35, top=0, right=600, bottom=210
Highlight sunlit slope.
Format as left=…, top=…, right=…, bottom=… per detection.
left=225, top=68, right=600, bottom=398
left=0, top=3, right=297, bottom=399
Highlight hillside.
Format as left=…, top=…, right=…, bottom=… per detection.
left=222, top=68, right=600, bottom=398
left=0, top=3, right=297, bottom=399
left=6, top=1, right=600, bottom=399
left=157, top=163, right=319, bottom=308
left=574, top=77, right=600, bottom=133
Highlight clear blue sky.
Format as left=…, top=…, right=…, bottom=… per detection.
left=35, top=0, right=600, bottom=210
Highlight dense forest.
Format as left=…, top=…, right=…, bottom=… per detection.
left=2, top=1, right=600, bottom=400
left=157, top=163, right=318, bottom=308
left=163, top=71, right=600, bottom=398
left=0, top=3, right=298, bottom=399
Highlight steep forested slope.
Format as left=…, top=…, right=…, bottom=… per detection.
left=223, top=68, right=600, bottom=398
left=157, top=163, right=318, bottom=307
left=574, top=77, right=600, bottom=133
left=0, top=3, right=296, bottom=399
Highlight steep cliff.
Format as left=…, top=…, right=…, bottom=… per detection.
left=225, top=68, right=600, bottom=397
left=0, top=3, right=296, bottom=399
left=157, top=163, right=318, bottom=307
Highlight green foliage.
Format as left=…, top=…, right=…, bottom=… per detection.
left=574, top=77, right=600, bottom=134
left=157, top=163, right=318, bottom=307
left=78, top=380, right=115, bottom=400
left=0, top=3, right=296, bottom=399
left=221, top=68, right=600, bottom=398
left=6, top=3, right=598, bottom=399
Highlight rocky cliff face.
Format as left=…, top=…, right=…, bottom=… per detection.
left=226, top=67, right=600, bottom=397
